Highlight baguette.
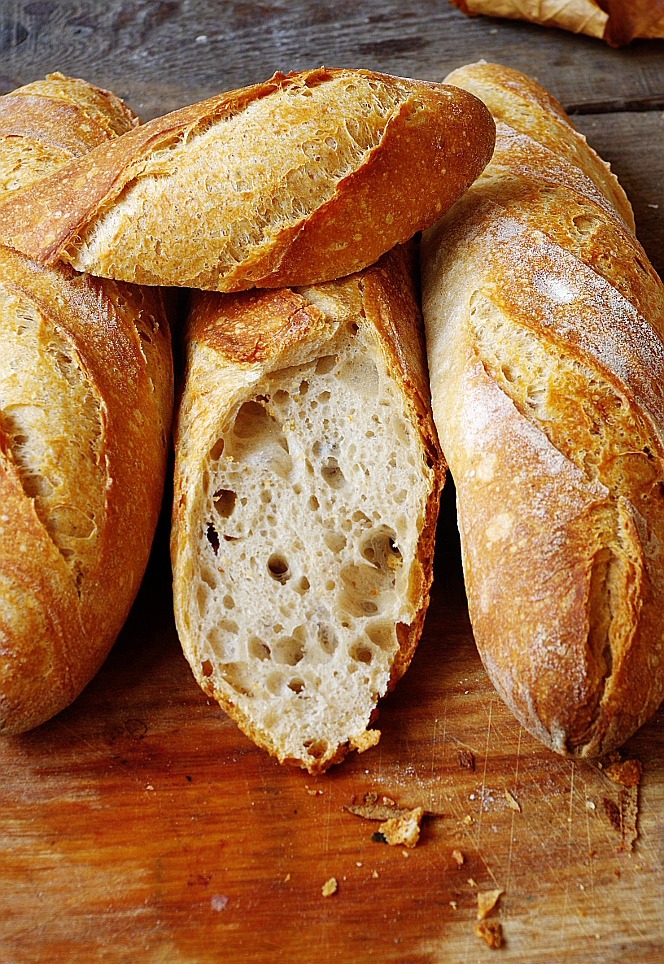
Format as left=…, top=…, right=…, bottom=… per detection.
left=421, top=62, right=664, bottom=758
left=171, top=243, right=443, bottom=772
left=0, top=68, right=494, bottom=291
left=0, top=75, right=174, bottom=734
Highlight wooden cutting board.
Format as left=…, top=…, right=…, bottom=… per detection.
left=2, top=482, right=662, bottom=964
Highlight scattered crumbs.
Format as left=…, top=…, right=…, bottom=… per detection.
left=284, top=873, right=291, bottom=883
left=603, top=797, right=621, bottom=834
left=379, top=807, right=424, bottom=848
left=597, top=762, right=603, bottom=769
left=347, top=801, right=411, bottom=821
left=475, top=920, right=502, bottom=949
left=372, top=832, right=388, bottom=844
left=464, top=815, right=474, bottom=826
left=468, top=878, right=477, bottom=888
left=211, top=894, right=228, bottom=911
left=490, top=27, right=498, bottom=34
left=356, top=862, right=362, bottom=868
left=477, top=889, right=503, bottom=920
left=635, top=865, right=642, bottom=871
left=605, top=759, right=642, bottom=788
left=382, top=796, right=395, bottom=806
left=372, top=871, right=379, bottom=879
left=504, top=789, right=521, bottom=812
left=402, top=850, right=409, bottom=858
left=458, top=749, right=475, bottom=771
left=364, top=792, right=378, bottom=805
left=322, top=877, right=338, bottom=898
left=452, top=849, right=465, bottom=868
left=305, top=785, right=323, bottom=797
left=586, top=801, right=596, bottom=810
left=579, top=883, right=585, bottom=891
left=648, top=203, right=659, bottom=209
left=450, top=900, right=458, bottom=910
left=146, top=785, right=154, bottom=791
left=350, top=729, right=380, bottom=753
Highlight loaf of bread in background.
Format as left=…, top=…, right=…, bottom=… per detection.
left=0, top=68, right=494, bottom=291
left=421, top=62, right=664, bottom=757
left=172, top=243, right=443, bottom=772
left=0, top=75, right=174, bottom=734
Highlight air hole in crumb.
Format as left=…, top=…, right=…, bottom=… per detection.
left=318, top=623, right=338, bottom=655
left=350, top=643, right=373, bottom=665
left=260, top=490, right=272, bottom=504
left=324, top=531, right=346, bottom=553
left=267, top=553, right=290, bottom=583
left=318, top=391, right=331, bottom=403
left=288, top=678, right=305, bottom=694
left=273, top=633, right=305, bottom=665
left=322, top=458, right=346, bottom=489
left=273, top=390, right=290, bottom=406
left=366, top=622, right=395, bottom=652
left=201, top=660, right=213, bottom=677
left=315, top=355, right=336, bottom=375
left=308, top=495, right=319, bottom=511
left=213, top=489, right=237, bottom=519
left=223, top=595, right=235, bottom=610
left=207, top=524, right=220, bottom=554
left=210, top=438, right=224, bottom=460
left=305, top=458, right=314, bottom=476
left=248, top=638, right=271, bottom=661
left=304, top=738, right=328, bottom=758
left=295, top=576, right=310, bottom=595
left=293, top=483, right=302, bottom=495
left=325, top=580, right=335, bottom=591
left=299, top=380, right=309, bottom=395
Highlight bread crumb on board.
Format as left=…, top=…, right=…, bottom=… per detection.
left=477, top=889, right=503, bottom=920
left=458, top=749, right=475, bottom=771
left=452, top=849, right=465, bottom=867
left=349, top=730, right=381, bottom=753
left=601, top=758, right=642, bottom=852
left=504, top=789, right=521, bottom=812
left=378, top=807, right=424, bottom=848
left=475, top=920, right=503, bottom=949
left=322, top=877, right=338, bottom=898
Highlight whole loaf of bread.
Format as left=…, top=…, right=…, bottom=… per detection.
left=172, top=243, right=443, bottom=772
left=421, top=62, right=664, bottom=757
left=0, top=75, right=174, bottom=734
left=0, top=68, right=494, bottom=291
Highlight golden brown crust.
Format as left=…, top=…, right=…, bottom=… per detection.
left=172, top=243, right=444, bottom=771
left=0, top=250, right=173, bottom=734
left=0, top=68, right=494, bottom=291
left=421, top=62, right=664, bottom=758
left=0, top=76, right=172, bottom=734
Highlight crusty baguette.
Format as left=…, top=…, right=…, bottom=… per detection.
left=171, top=243, right=444, bottom=772
left=0, top=75, right=173, bottom=734
left=421, top=62, right=664, bottom=758
left=0, top=68, right=494, bottom=291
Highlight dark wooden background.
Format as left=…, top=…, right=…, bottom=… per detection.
left=1, top=3, right=664, bottom=963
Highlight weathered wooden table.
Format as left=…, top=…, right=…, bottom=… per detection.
left=1, top=3, right=663, bottom=962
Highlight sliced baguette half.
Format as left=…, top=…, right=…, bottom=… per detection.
left=171, top=243, right=444, bottom=772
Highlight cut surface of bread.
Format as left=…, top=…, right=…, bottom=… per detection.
left=172, top=246, right=443, bottom=772
left=0, top=68, right=495, bottom=291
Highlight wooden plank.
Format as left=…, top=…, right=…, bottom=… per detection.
left=1, top=484, right=663, bottom=964
left=1, top=2, right=663, bottom=119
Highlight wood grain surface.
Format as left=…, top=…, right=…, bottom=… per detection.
left=1, top=3, right=664, bottom=962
